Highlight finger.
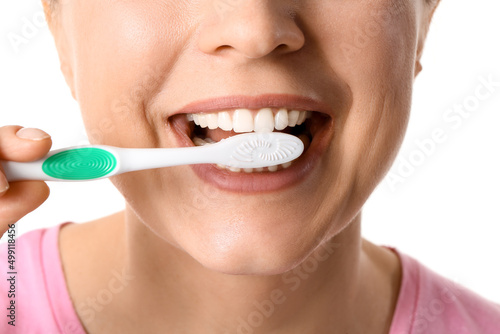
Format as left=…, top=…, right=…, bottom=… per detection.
left=0, top=181, right=50, bottom=237
left=0, top=126, right=52, bottom=162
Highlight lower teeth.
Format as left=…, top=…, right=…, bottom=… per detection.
left=193, top=136, right=300, bottom=173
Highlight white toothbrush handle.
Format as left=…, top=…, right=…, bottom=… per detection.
left=0, top=145, right=221, bottom=182
left=114, top=145, right=222, bottom=174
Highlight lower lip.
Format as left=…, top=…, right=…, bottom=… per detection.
left=169, top=116, right=334, bottom=193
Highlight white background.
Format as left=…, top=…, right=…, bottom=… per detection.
left=1, top=1, right=499, bottom=303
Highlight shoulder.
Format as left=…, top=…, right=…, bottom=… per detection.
left=388, top=247, right=500, bottom=334
left=0, top=224, right=60, bottom=283
left=0, top=223, right=75, bottom=333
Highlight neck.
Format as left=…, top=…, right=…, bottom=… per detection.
left=120, top=210, right=395, bottom=334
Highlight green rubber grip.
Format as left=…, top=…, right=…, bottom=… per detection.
left=42, top=148, right=118, bottom=180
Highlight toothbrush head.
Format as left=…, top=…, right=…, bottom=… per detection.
left=216, top=132, right=304, bottom=169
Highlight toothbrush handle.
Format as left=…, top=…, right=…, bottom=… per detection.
left=113, top=145, right=219, bottom=174
left=0, top=146, right=121, bottom=182
left=0, top=145, right=220, bottom=182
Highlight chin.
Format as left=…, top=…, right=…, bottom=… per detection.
left=170, top=212, right=330, bottom=276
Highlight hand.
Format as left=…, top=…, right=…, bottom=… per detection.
left=0, top=126, right=52, bottom=237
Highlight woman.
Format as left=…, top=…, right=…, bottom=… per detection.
left=1, top=0, right=499, bottom=333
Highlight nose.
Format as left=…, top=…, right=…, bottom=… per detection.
left=198, top=1, right=305, bottom=59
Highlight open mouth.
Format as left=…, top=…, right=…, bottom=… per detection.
left=170, top=108, right=330, bottom=173
left=166, top=94, right=335, bottom=192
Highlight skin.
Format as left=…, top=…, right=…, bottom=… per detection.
left=0, top=0, right=440, bottom=332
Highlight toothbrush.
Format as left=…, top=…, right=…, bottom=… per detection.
left=1, top=133, right=304, bottom=182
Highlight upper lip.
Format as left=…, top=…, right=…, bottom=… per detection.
left=172, top=94, right=333, bottom=117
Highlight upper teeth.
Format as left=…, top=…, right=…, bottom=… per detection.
left=187, top=108, right=312, bottom=133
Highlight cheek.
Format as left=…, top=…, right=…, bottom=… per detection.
left=342, top=1, right=418, bottom=178
left=307, top=0, right=419, bottom=226
left=67, top=1, right=192, bottom=146
left=313, top=0, right=418, bottom=83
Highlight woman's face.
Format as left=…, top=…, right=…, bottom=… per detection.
left=51, top=0, right=428, bottom=274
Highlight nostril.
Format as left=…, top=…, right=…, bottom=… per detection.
left=215, top=45, right=232, bottom=54
left=276, top=44, right=288, bottom=51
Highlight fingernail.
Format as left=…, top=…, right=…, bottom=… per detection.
left=16, top=128, right=51, bottom=141
left=0, top=173, right=9, bottom=194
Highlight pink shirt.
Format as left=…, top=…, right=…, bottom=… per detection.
left=1, top=223, right=499, bottom=333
